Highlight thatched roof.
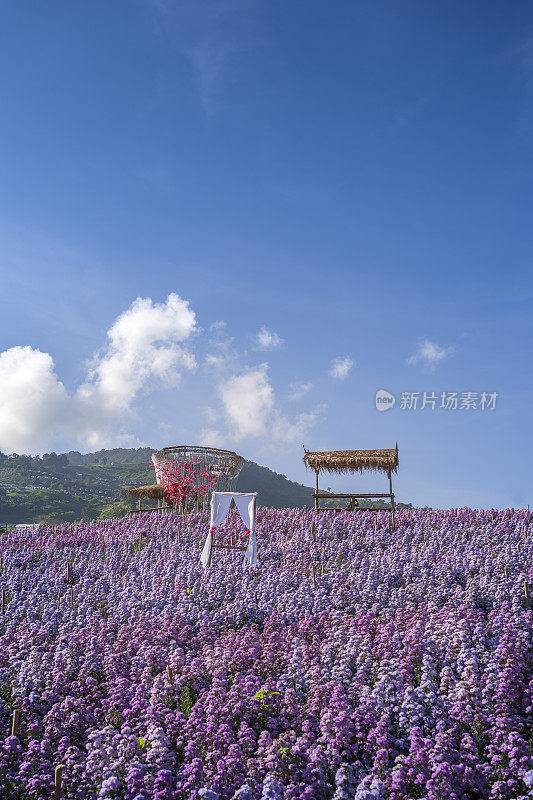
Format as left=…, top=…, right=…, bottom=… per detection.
left=125, top=484, right=166, bottom=500
left=303, top=445, right=398, bottom=475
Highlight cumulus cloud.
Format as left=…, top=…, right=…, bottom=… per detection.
left=218, top=364, right=274, bottom=439
left=79, top=294, right=196, bottom=412
left=256, top=326, right=283, bottom=350
left=0, top=293, right=197, bottom=454
left=289, top=380, right=313, bottom=401
left=210, top=364, right=322, bottom=446
left=329, top=356, right=354, bottom=379
left=0, top=347, right=70, bottom=453
left=407, top=338, right=453, bottom=370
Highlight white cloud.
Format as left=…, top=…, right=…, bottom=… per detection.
left=329, top=356, right=354, bottom=379
left=209, top=320, right=227, bottom=334
left=256, top=326, right=283, bottom=350
left=79, top=293, right=196, bottom=413
left=205, top=353, right=227, bottom=369
left=289, top=380, right=313, bottom=400
left=218, top=364, right=274, bottom=439
left=0, top=293, right=198, bottom=454
left=0, top=347, right=70, bottom=453
left=270, top=405, right=326, bottom=445
left=407, top=338, right=453, bottom=370
left=215, top=364, right=321, bottom=446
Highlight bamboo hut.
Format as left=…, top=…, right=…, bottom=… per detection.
left=125, top=484, right=168, bottom=513
left=302, top=443, right=399, bottom=523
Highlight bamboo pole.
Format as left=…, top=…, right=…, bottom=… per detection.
left=11, top=708, right=20, bottom=737
left=311, top=563, right=316, bottom=588
left=54, top=765, right=63, bottom=800
left=56, top=590, right=61, bottom=610
left=389, top=470, right=395, bottom=531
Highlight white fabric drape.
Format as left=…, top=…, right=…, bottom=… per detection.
left=211, top=492, right=234, bottom=527
left=200, top=492, right=258, bottom=569
left=233, top=493, right=257, bottom=567
left=200, top=492, right=233, bottom=568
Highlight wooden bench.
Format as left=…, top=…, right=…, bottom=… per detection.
left=314, top=491, right=395, bottom=514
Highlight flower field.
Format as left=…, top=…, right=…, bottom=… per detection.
left=1, top=508, right=533, bottom=800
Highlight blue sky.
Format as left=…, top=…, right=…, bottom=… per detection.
left=0, top=1, right=531, bottom=508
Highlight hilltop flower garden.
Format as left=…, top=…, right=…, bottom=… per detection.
left=1, top=508, right=533, bottom=800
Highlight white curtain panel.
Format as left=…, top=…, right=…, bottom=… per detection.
left=200, top=492, right=258, bottom=569
left=233, top=493, right=257, bottom=567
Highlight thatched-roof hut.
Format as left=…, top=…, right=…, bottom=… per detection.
left=125, top=485, right=166, bottom=501
left=302, top=443, right=399, bottom=521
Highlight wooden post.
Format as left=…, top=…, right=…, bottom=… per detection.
left=1, top=588, right=6, bottom=614
left=389, top=470, right=395, bottom=531
left=54, top=765, right=63, bottom=800
left=167, top=665, right=174, bottom=684
left=66, top=562, right=71, bottom=586
left=504, top=566, right=508, bottom=578
left=70, top=588, right=74, bottom=609
left=138, top=498, right=142, bottom=512
left=11, top=708, right=20, bottom=737
left=56, top=590, right=61, bottom=610
left=315, top=470, right=319, bottom=512
left=311, top=563, right=316, bottom=588
left=311, top=521, right=316, bottom=543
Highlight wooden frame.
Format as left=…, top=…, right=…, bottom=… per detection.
left=207, top=495, right=257, bottom=566
left=313, top=478, right=395, bottom=523
left=305, top=445, right=398, bottom=528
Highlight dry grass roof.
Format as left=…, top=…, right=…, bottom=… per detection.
left=303, top=445, right=398, bottom=475
left=125, top=484, right=166, bottom=500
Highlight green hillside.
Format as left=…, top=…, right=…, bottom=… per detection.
left=0, top=448, right=317, bottom=524
left=0, top=447, right=412, bottom=524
